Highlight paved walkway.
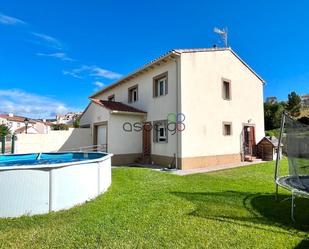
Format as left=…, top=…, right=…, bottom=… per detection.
left=113, top=160, right=266, bottom=176
left=171, top=160, right=265, bottom=176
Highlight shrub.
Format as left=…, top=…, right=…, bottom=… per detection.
left=51, top=124, right=69, bottom=130
left=0, top=124, right=10, bottom=137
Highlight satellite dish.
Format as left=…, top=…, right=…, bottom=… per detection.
left=214, top=27, right=228, bottom=47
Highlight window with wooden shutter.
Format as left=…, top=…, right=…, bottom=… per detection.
left=153, top=72, right=168, bottom=98
left=128, top=85, right=138, bottom=103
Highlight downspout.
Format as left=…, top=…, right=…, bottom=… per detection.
left=174, top=55, right=180, bottom=169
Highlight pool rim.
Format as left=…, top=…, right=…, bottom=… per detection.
left=0, top=152, right=113, bottom=171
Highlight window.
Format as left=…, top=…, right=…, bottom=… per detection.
left=222, top=79, right=231, bottom=100
left=153, top=72, right=168, bottom=97
left=153, top=120, right=168, bottom=143
left=128, top=85, right=138, bottom=103
left=17, top=122, right=20, bottom=127
left=223, top=122, right=232, bottom=136
left=108, top=94, right=115, bottom=101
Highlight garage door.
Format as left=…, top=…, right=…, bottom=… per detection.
left=97, top=125, right=107, bottom=146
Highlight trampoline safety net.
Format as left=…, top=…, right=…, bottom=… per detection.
left=281, top=114, right=309, bottom=192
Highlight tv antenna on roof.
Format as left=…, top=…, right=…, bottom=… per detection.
left=214, top=27, right=228, bottom=47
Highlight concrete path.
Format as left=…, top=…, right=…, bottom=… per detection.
left=171, top=160, right=265, bottom=176
left=113, top=160, right=266, bottom=176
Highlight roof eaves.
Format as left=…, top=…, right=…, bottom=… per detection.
left=175, top=47, right=265, bottom=84
left=89, top=50, right=180, bottom=98
left=110, top=110, right=146, bottom=116
left=228, top=48, right=265, bottom=84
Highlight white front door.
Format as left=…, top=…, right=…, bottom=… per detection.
left=97, top=125, right=107, bottom=146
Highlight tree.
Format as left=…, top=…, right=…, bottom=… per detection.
left=286, top=91, right=301, bottom=117
left=0, top=124, right=11, bottom=137
left=73, top=116, right=80, bottom=128
left=264, top=101, right=285, bottom=130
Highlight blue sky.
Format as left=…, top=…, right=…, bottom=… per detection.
left=0, top=0, right=309, bottom=118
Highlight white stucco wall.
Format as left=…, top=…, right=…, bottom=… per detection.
left=80, top=102, right=143, bottom=155
left=108, top=114, right=143, bottom=154
left=180, top=50, right=265, bottom=158
left=94, top=60, right=179, bottom=157
left=80, top=102, right=111, bottom=126
left=15, top=128, right=92, bottom=154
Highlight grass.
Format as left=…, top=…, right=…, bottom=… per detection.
left=0, top=161, right=309, bottom=248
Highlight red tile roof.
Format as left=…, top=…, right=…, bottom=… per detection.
left=14, top=126, right=37, bottom=134
left=0, top=114, right=35, bottom=123
left=91, top=99, right=146, bottom=114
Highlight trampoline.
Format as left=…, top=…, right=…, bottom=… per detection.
left=275, top=111, right=309, bottom=221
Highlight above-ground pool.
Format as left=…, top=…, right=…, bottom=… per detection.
left=0, top=152, right=112, bottom=218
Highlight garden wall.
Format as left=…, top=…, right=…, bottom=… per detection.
left=14, top=128, right=92, bottom=154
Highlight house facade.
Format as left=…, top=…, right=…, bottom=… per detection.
left=80, top=48, right=265, bottom=169
left=56, top=112, right=82, bottom=125
left=0, top=114, right=51, bottom=134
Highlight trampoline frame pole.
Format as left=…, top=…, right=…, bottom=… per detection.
left=275, top=112, right=286, bottom=200
left=291, top=192, right=295, bottom=222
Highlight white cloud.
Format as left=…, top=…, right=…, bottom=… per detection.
left=93, top=81, right=104, bottom=87
left=31, top=32, right=64, bottom=50
left=90, top=67, right=122, bottom=79
left=0, top=89, right=78, bottom=118
left=36, top=52, right=73, bottom=61
left=63, top=65, right=122, bottom=80
left=0, top=13, right=26, bottom=25
left=62, top=70, right=82, bottom=79
left=0, top=13, right=65, bottom=52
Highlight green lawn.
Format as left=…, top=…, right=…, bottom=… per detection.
left=0, top=161, right=309, bottom=248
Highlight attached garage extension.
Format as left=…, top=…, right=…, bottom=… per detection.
left=80, top=99, right=147, bottom=165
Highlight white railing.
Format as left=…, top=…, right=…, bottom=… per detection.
left=54, top=144, right=107, bottom=153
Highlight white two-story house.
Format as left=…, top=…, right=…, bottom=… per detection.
left=80, top=47, right=265, bottom=169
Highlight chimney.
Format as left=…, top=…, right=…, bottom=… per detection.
left=8, top=113, right=14, bottom=117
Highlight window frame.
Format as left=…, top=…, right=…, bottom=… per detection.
left=222, top=78, right=231, bottom=100
left=108, top=94, right=115, bottom=101
left=128, top=85, right=138, bottom=103
left=222, top=121, right=232, bottom=136
left=153, top=120, right=168, bottom=143
left=153, top=72, right=168, bottom=98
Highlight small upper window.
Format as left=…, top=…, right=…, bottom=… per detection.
left=223, top=122, right=232, bottom=136
left=108, top=94, right=115, bottom=101
left=128, top=85, right=138, bottom=103
left=153, top=72, right=168, bottom=97
left=222, top=80, right=231, bottom=100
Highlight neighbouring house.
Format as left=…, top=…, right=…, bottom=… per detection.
left=301, top=94, right=309, bottom=108
left=14, top=126, right=38, bottom=134
left=257, top=136, right=283, bottom=161
left=56, top=112, right=82, bottom=125
left=0, top=113, right=51, bottom=134
left=80, top=47, right=265, bottom=169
